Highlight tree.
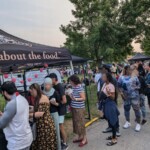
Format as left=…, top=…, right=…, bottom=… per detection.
left=60, top=0, right=150, bottom=63
left=60, top=0, right=103, bottom=60
left=142, top=30, right=150, bottom=55
left=119, top=0, right=150, bottom=53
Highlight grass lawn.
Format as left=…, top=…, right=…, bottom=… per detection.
left=64, top=74, right=123, bottom=140
left=64, top=74, right=99, bottom=140
left=64, top=74, right=99, bottom=120
left=0, top=94, right=6, bottom=112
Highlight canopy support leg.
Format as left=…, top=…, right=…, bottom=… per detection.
left=83, top=64, right=91, bottom=120
left=23, top=70, right=27, bottom=97
left=70, top=61, right=74, bottom=75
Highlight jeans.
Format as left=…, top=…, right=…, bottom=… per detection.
left=108, top=121, right=118, bottom=139
left=140, top=94, right=146, bottom=119
left=124, top=98, right=141, bottom=123
left=51, top=112, right=61, bottom=150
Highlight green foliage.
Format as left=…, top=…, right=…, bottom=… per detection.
left=60, top=0, right=150, bottom=63
left=142, top=30, right=150, bottom=56
left=0, top=94, right=6, bottom=112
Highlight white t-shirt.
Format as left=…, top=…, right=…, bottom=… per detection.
left=94, top=73, right=102, bottom=92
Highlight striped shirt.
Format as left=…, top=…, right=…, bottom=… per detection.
left=71, top=85, right=85, bottom=108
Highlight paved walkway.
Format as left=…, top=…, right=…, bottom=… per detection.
left=69, top=104, right=150, bottom=150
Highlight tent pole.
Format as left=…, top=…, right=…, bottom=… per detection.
left=70, top=61, right=74, bottom=75
left=23, top=70, right=27, bottom=97
left=83, top=64, right=91, bottom=120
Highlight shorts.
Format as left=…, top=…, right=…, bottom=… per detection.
left=59, top=115, right=65, bottom=124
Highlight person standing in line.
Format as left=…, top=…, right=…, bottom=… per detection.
left=118, top=65, right=141, bottom=132
left=144, top=62, right=150, bottom=109
left=94, top=67, right=102, bottom=100
left=69, top=75, right=88, bottom=147
left=137, top=70, right=147, bottom=125
left=111, top=63, right=117, bottom=77
left=29, top=83, right=57, bottom=150
left=138, top=63, right=146, bottom=77
left=49, top=73, right=68, bottom=150
left=43, top=77, right=61, bottom=150
left=0, top=81, right=33, bottom=150
left=101, top=65, right=121, bottom=137
left=101, top=72, right=120, bottom=146
left=95, top=67, right=104, bottom=119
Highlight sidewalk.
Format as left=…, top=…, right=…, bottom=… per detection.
left=69, top=104, right=150, bottom=150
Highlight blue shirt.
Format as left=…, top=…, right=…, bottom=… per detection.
left=71, top=85, right=85, bottom=108
left=118, top=75, right=140, bottom=99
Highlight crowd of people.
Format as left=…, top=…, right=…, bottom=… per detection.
left=0, top=61, right=150, bottom=149
left=0, top=73, right=87, bottom=150
left=95, top=61, right=150, bottom=146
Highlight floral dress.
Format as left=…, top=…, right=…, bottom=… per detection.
left=32, top=103, right=57, bottom=150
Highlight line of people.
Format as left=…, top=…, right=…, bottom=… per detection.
left=0, top=62, right=150, bottom=149
left=0, top=73, right=87, bottom=150
left=96, top=62, right=150, bottom=146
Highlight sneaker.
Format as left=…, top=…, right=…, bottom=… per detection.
left=61, top=143, right=68, bottom=150
left=102, top=127, right=112, bottom=133
left=116, top=130, right=121, bottom=137
left=135, top=124, right=141, bottom=132
left=123, top=121, right=131, bottom=129
left=141, top=119, right=147, bottom=125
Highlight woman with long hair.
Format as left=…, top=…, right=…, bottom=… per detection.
left=29, top=83, right=57, bottom=150
left=69, top=75, right=87, bottom=147
left=118, top=65, right=141, bottom=132
left=101, top=72, right=120, bottom=146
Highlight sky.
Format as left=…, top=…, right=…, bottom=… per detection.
left=0, top=0, right=74, bottom=47
left=0, top=0, right=141, bottom=52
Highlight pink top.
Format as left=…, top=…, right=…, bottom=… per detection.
left=102, top=83, right=115, bottom=96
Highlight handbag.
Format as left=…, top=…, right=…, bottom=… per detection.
left=98, top=91, right=108, bottom=111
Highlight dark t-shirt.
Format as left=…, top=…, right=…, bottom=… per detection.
left=138, top=76, right=146, bottom=94
left=49, top=91, right=61, bottom=113
left=53, top=83, right=66, bottom=116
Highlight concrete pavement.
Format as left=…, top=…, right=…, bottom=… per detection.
left=69, top=104, right=150, bottom=150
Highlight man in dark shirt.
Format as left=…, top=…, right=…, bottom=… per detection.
left=138, top=73, right=147, bottom=125
left=49, top=73, right=68, bottom=150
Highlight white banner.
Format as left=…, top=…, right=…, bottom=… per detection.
left=25, top=69, right=48, bottom=88
left=48, top=69, right=62, bottom=83
left=2, top=73, right=24, bottom=91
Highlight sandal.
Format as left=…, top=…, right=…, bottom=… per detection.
left=73, top=139, right=83, bottom=143
left=106, top=136, right=112, bottom=140
left=107, top=140, right=117, bottom=146
left=79, top=139, right=88, bottom=147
